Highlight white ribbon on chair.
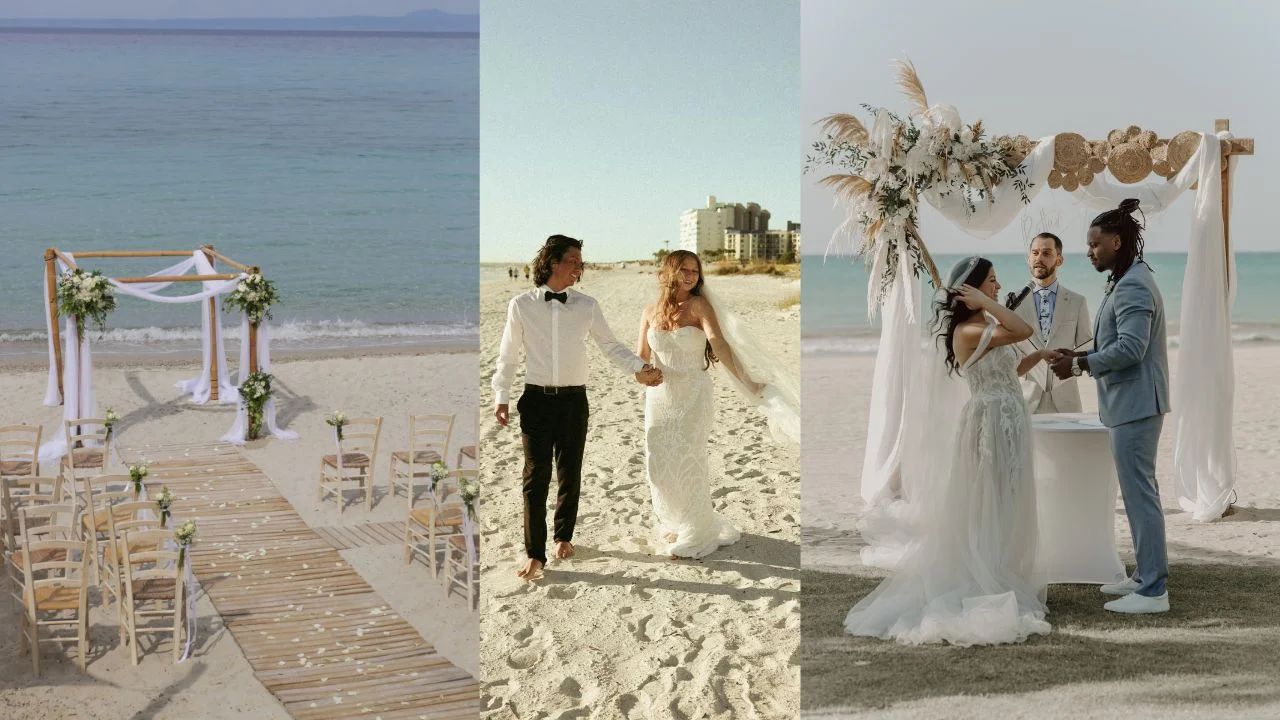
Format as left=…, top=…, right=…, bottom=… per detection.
left=462, top=511, right=478, bottom=563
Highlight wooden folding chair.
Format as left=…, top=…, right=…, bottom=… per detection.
left=119, top=528, right=187, bottom=665
left=81, top=474, right=134, bottom=587
left=102, top=501, right=161, bottom=618
left=0, top=424, right=42, bottom=477
left=60, top=418, right=110, bottom=483
left=2, top=476, right=64, bottom=606
left=18, top=503, right=89, bottom=675
left=456, top=444, right=476, bottom=469
left=404, top=468, right=473, bottom=578
left=388, top=413, right=454, bottom=504
left=441, top=524, right=479, bottom=609
left=318, top=416, right=382, bottom=513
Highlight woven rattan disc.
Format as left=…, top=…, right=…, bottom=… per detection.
left=1093, top=140, right=1110, bottom=158
left=1108, top=143, right=1153, bottom=184
left=1078, top=169, right=1095, bottom=186
left=1061, top=172, right=1080, bottom=192
left=1047, top=168, right=1063, bottom=189
left=1054, top=132, right=1090, bottom=173
left=1136, top=130, right=1158, bottom=149
left=1167, top=131, right=1201, bottom=173
left=1088, top=157, right=1106, bottom=174
left=1153, top=161, right=1173, bottom=178
left=1125, top=125, right=1142, bottom=140
left=1107, top=129, right=1128, bottom=147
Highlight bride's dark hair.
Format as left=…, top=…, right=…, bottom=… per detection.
left=931, top=256, right=994, bottom=377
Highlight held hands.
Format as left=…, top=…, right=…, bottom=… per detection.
left=1048, top=348, right=1082, bottom=380
left=636, top=364, right=663, bottom=387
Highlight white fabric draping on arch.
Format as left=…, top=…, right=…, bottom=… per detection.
left=221, top=318, right=299, bottom=444
left=861, top=118, right=1237, bottom=530
left=39, top=250, right=304, bottom=461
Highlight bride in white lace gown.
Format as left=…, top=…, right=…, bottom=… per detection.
left=845, top=256, right=1057, bottom=646
left=636, top=250, right=783, bottom=559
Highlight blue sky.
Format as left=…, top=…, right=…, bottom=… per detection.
left=480, top=0, right=799, bottom=263
left=803, top=0, right=1278, bottom=255
left=0, top=1, right=476, bottom=18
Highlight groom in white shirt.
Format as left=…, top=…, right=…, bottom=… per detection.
left=492, top=235, right=662, bottom=580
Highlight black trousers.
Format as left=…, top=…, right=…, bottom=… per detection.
left=517, top=388, right=589, bottom=564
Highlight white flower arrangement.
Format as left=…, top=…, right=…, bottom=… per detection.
left=174, top=519, right=197, bottom=569
left=238, top=371, right=273, bottom=441
left=104, top=407, right=121, bottom=431
left=428, top=461, right=449, bottom=496
left=326, top=411, right=347, bottom=442
left=155, top=486, right=175, bottom=528
left=224, top=272, right=279, bottom=326
left=805, top=61, right=1033, bottom=306
left=128, top=463, right=148, bottom=495
left=56, top=268, right=117, bottom=339
left=458, top=474, right=478, bottom=521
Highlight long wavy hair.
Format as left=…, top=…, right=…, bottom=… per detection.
left=931, top=256, right=994, bottom=377
left=655, top=250, right=717, bottom=369
left=1090, top=198, right=1146, bottom=284
left=531, top=234, right=583, bottom=287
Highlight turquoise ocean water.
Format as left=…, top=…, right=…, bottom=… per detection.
left=0, top=29, right=477, bottom=356
left=803, top=251, right=1280, bottom=355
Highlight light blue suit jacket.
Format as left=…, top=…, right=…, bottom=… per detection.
left=1088, top=261, right=1171, bottom=427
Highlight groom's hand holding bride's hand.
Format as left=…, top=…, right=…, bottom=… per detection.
left=636, top=364, right=663, bottom=386
left=1049, top=348, right=1083, bottom=379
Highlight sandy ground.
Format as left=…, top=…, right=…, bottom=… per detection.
left=802, top=346, right=1280, bottom=719
left=479, top=267, right=801, bottom=719
left=0, top=349, right=478, bottom=719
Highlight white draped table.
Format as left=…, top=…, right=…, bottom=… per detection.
left=1032, top=412, right=1127, bottom=585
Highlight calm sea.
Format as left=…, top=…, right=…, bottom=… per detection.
left=0, top=29, right=477, bottom=356
left=803, top=251, right=1280, bottom=355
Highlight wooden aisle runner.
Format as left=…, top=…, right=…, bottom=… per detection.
left=132, top=442, right=477, bottom=720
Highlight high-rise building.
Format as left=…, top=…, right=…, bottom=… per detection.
left=679, top=195, right=772, bottom=254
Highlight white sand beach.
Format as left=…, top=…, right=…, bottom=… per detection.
left=0, top=349, right=478, bottom=719
left=802, top=347, right=1280, bottom=719
left=479, top=266, right=801, bottom=719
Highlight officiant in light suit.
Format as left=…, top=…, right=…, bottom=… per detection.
left=1015, top=232, right=1092, bottom=413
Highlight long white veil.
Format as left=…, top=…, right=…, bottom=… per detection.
left=700, top=282, right=801, bottom=447
left=857, top=258, right=979, bottom=568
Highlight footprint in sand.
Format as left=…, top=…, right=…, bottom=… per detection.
left=545, top=584, right=580, bottom=600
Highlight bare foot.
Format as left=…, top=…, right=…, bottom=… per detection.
left=664, top=533, right=678, bottom=543
left=554, top=541, right=575, bottom=559
left=516, top=558, right=543, bottom=580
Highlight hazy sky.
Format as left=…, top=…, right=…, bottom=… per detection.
left=481, top=0, right=799, bottom=263
left=0, top=1, right=476, bottom=18
left=803, top=0, right=1278, bottom=256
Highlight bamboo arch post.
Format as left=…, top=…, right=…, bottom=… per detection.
left=247, top=265, right=261, bottom=376
left=44, top=249, right=64, bottom=405
left=202, top=244, right=220, bottom=401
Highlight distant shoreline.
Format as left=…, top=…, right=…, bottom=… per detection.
left=0, top=27, right=477, bottom=38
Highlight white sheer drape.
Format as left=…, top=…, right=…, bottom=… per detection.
left=863, top=126, right=1237, bottom=526
left=39, top=250, right=298, bottom=459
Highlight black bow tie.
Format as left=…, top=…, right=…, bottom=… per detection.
left=544, top=291, right=567, bottom=304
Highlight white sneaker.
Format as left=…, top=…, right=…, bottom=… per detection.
left=1104, top=592, right=1169, bottom=614
left=1100, top=578, right=1140, bottom=596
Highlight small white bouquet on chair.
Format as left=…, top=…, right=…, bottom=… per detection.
left=428, top=460, right=449, bottom=506
left=128, top=463, right=149, bottom=500
left=174, top=519, right=198, bottom=569
left=155, top=486, right=175, bottom=528
left=459, top=474, right=479, bottom=522
left=326, top=411, right=347, bottom=442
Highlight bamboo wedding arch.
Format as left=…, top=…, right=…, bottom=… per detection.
left=43, top=243, right=267, bottom=405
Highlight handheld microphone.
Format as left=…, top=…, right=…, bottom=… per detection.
left=1005, top=281, right=1035, bottom=310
